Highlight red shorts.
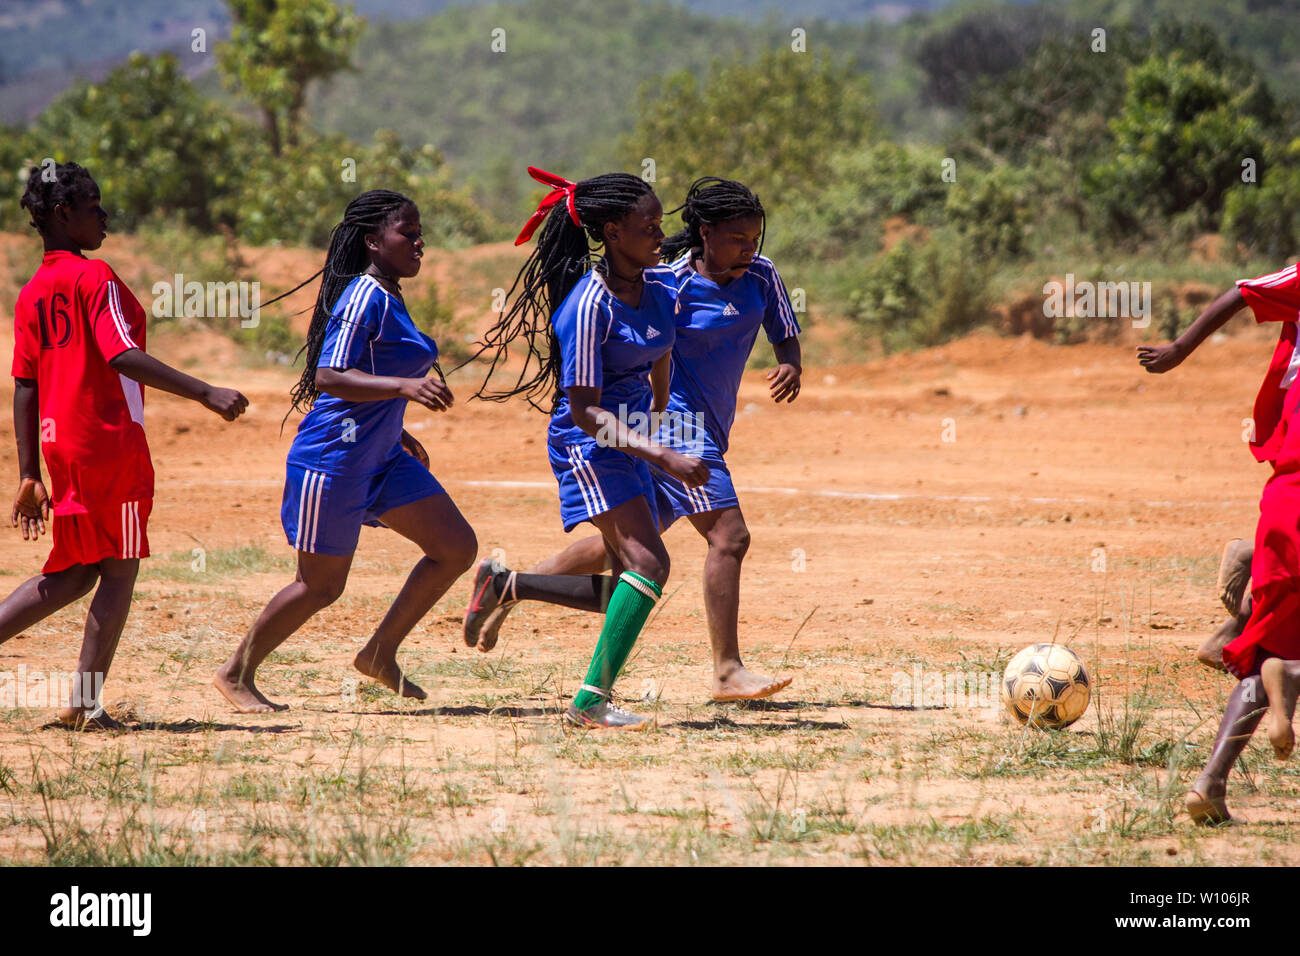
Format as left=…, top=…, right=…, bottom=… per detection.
left=1223, top=578, right=1300, bottom=678
left=43, top=498, right=152, bottom=574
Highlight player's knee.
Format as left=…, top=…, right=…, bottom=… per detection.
left=712, top=525, right=751, bottom=560
left=626, top=551, right=669, bottom=588
left=304, top=579, right=347, bottom=608
left=445, top=529, right=478, bottom=575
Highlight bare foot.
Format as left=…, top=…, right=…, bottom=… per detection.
left=353, top=651, right=427, bottom=700
left=712, top=666, right=793, bottom=702
left=214, top=661, right=288, bottom=713
left=55, top=706, right=127, bottom=731
left=1260, top=658, right=1298, bottom=760
left=477, top=600, right=518, bottom=653
left=1186, top=774, right=1231, bottom=825
left=1195, top=618, right=1238, bottom=672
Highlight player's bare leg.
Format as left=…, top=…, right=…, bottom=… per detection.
left=57, top=557, right=137, bottom=730
left=355, top=494, right=476, bottom=699
left=215, top=551, right=353, bottom=713
left=1187, top=674, right=1268, bottom=824
left=688, top=506, right=792, bottom=702
left=1218, top=538, right=1253, bottom=615
left=1259, top=657, right=1300, bottom=759
left=0, top=564, right=99, bottom=645
left=475, top=534, right=609, bottom=651
left=1198, top=546, right=1254, bottom=670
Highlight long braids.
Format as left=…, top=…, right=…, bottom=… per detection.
left=470, top=171, right=655, bottom=412
left=262, top=189, right=415, bottom=423
left=660, top=176, right=766, bottom=263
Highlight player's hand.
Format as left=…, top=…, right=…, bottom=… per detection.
left=660, top=451, right=710, bottom=488
left=400, top=377, right=454, bottom=413
left=401, top=430, right=430, bottom=469
left=767, top=363, right=801, bottom=403
left=1136, top=342, right=1187, bottom=374
left=203, top=386, right=249, bottom=421
left=11, top=477, right=50, bottom=539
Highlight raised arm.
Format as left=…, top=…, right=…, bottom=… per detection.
left=1137, top=287, right=1246, bottom=374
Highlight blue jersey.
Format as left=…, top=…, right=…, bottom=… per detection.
left=661, top=252, right=800, bottom=456
left=548, top=266, right=677, bottom=448
left=288, top=274, right=438, bottom=477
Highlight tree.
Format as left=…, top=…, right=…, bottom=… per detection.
left=31, top=53, right=242, bottom=231
left=217, top=0, right=364, bottom=155
left=624, top=50, right=875, bottom=208
left=1086, top=52, right=1271, bottom=231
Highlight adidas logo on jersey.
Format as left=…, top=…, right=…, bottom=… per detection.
left=645, top=326, right=660, bottom=339
left=721, top=303, right=740, bottom=316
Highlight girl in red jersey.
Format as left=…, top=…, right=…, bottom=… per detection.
left=1140, top=262, right=1300, bottom=822
left=3, top=162, right=247, bottom=729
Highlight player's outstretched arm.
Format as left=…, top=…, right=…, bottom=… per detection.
left=767, top=336, right=802, bottom=403
left=11, top=378, right=50, bottom=538
left=1137, top=287, right=1246, bottom=374
left=108, top=348, right=248, bottom=421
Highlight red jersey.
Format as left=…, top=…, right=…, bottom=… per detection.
left=11, top=250, right=153, bottom=515
left=1239, top=263, right=1300, bottom=464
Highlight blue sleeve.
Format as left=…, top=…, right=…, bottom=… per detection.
left=753, top=257, right=801, bottom=344
left=321, top=278, right=384, bottom=371
left=556, top=279, right=609, bottom=391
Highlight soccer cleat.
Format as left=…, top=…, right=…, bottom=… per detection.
left=1217, top=538, right=1253, bottom=616
left=464, top=558, right=512, bottom=648
left=564, top=686, right=654, bottom=731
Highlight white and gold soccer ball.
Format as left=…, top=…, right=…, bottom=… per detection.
left=1001, top=643, right=1091, bottom=729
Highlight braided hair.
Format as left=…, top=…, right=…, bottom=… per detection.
left=471, top=172, right=655, bottom=411
left=261, top=189, right=415, bottom=421
left=659, top=176, right=765, bottom=263
left=20, top=161, right=99, bottom=234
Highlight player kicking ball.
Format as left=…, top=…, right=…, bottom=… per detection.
left=1141, top=262, right=1300, bottom=822
left=3, top=162, right=247, bottom=729
left=466, top=178, right=799, bottom=703
left=215, top=190, right=476, bottom=713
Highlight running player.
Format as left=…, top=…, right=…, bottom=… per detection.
left=467, top=177, right=800, bottom=702
left=470, top=167, right=708, bottom=730
left=1139, top=266, right=1299, bottom=672
left=214, top=190, right=476, bottom=713
left=1141, top=261, right=1300, bottom=821
left=3, top=161, right=248, bottom=729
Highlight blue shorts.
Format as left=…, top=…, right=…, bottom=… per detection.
left=650, top=452, right=740, bottom=530
left=281, top=452, right=444, bottom=556
left=549, top=439, right=659, bottom=533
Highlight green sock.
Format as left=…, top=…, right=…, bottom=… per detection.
left=572, top=571, right=662, bottom=711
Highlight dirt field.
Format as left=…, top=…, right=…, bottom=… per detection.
left=0, top=234, right=1296, bottom=865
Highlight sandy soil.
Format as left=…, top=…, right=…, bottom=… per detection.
left=0, top=234, right=1295, bottom=865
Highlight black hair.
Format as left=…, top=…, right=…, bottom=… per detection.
left=20, top=161, right=99, bottom=234
left=659, top=176, right=765, bottom=263
left=262, top=189, right=416, bottom=422
left=470, top=171, right=655, bottom=411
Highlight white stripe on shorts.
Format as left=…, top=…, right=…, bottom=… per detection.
left=295, top=470, right=325, bottom=552
left=565, top=445, right=599, bottom=516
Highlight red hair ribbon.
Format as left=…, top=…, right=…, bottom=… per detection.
left=514, top=166, right=581, bottom=246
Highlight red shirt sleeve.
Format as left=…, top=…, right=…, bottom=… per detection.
left=11, top=286, right=39, bottom=379
left=81, top=263, right=140, bottom=363
left=1237, top=263, right=1300, bottom=324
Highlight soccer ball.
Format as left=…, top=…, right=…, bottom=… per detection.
left=1001, top=643, right=1091, bottom=729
